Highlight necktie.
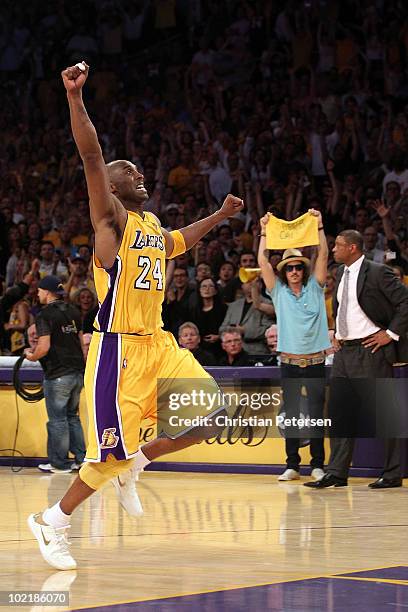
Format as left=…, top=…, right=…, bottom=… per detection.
left=338, top=269, right=350, bottom=338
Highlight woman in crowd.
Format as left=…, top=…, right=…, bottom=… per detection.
left=190, top=277, right=227, bottom=362
left=72, top=287, right=98, bottom=328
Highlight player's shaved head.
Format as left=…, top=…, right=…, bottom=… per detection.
left=105, top=159, right=148, bottom=207
left=106, top=160, right=132, bottom=180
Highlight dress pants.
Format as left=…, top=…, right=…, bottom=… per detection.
left=327, top=344, right=401, bottom=480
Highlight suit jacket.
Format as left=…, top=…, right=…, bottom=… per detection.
left=333, top=258, right=408, bottom=363
left=219, top=298, right=273, bottom=354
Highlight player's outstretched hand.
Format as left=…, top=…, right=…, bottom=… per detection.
left=218, top=194, right=244, bottom=219
left=61, top=61, right=89, bottom=93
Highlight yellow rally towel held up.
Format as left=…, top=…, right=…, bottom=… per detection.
left=266, top=212, right=319, bottom=249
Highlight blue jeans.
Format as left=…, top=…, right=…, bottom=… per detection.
left=43, top=372, right=86, bottom=470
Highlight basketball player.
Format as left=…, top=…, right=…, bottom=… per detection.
left=28, top=61, right=244, bottom=570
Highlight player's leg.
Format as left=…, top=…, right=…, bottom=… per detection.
left=28, top=457, right=135, bottom=570
left=140, top=417, right=225, bottom=459
left=121, top=331, right=228, bottom=480
left=28, top=332, right=142, bottom=570
left=108, top=331, right=228, bottom=515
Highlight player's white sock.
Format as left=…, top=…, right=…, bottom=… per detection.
left=133, top=449, right=151, bottom=471
left=43, top=502, right=71, bottom=528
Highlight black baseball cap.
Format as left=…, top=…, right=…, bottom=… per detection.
left=38, top=275, right=65, bottom=295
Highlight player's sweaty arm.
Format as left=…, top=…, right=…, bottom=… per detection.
left=61, top=62, right=126, bottom=268
left=163, top=194, right=244, bottom=258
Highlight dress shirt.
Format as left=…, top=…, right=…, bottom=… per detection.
left=335, top=255, right=399, bottom=341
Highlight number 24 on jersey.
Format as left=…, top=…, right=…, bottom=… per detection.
left=134, top=256, right=163, bottom=291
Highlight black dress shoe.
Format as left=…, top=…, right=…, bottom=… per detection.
left=303, top=473, right=347, bottom=488
left=368, top=477, right=402, bottom=489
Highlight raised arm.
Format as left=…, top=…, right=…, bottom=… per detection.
left=61, top=62, right=126, bottom=268
left=309, top=208, right=328, bottom=286
left=326, top=159, right=340, bottom=214
left=162, top=194, right=244, bottom=257
left=257, top=213, right=276, bottom=291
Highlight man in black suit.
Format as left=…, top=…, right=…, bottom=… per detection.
left=305, top=230, right=408, bottom=489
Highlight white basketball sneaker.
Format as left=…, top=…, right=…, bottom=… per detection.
left=278, top=468, right=300, bottom=481
left=111, top=467, right=143, bottom=517
left=27, top=513, right=76, bottom=571
left=38, top=463, right=72, bottom=474
left=38, top=463, right=53, bottom=472
left=311, top=468, right=325, bottom=481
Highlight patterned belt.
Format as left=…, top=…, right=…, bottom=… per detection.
left=280, top=354, right=326, bottom=368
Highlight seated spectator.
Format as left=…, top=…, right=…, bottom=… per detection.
left=220, top=250, right=257, bottom=303
left=354, top=208, right=370, bottom=234
left=162, top=267, right=193, bottom=336
left=76, top=244, right=92, bottom=267
left=382, top=150, right=408, bottom=195
left=72, top=287, right=98, bottom=327
left=173, top=252, right=196, bottom=281
left=195, top=262, right=212, bottom=285
left=206, top=239, right=225, bottom=275
left=240, top=250, right=257, bottom=269
left=4, top=296, right=29, bottom=355
left=27, top=222, right=43, bottom=243
left=39, top=241, right=68, bottom=280
left=167, top=150, right=196, bottom=198
left=5, top=240, right=23, bottom=287
left=67, top=214, right=90, bottom=247
left=219, top=327, right=250, bottom=366
left=163, top=204, right=179, bottom=230
left=27, top=323, right=38, bottom=350
left=363, top=226, right=385, bottom=263
left=178, top=322, right=215, bottom=366
left=219, top=280, right=272, bottom=354
left=0, top=260, right=39, bottom=354
left=391, top=265, right=405, bottom=283
left=204, top=150, right=232, bottom=204
left=217, top=261, right=236, bottom=287
left=264, top=324, right=279, bottom=365
left=64, top=257, right=95, bottom=300
left=216, top=224, right=234, bottom=258
left=190, top=278, right=227, bottom=361
left=41, top=213, right=60, bottom=246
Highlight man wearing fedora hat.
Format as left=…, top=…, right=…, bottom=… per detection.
left=24, top=275, right=86, bottom=474
left=258, top=210, right=331, bottom=482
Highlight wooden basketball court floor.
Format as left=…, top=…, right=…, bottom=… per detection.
left=1, top=468, right=407, bottom=611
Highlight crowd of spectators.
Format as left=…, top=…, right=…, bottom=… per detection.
left=1, top=0, right=408, bottom=363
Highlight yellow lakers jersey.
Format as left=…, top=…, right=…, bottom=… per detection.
left=93, top=211, right=165, bottom=334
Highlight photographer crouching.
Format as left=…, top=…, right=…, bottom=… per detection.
left=24, top=276, right=86, bottom=474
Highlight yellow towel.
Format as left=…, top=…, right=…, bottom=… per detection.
left=266, top=212, right=319, bottom=249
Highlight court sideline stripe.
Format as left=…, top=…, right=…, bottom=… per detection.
left=67, top=573, right=330, bottom=611
left=67, top=567, right=408, bottom=611
left=330, top=576, right=408, bottom=586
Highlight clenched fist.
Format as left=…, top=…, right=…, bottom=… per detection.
left=61, top=61, right=89, bottom=94
left=218, top=194, right=244, bottom=220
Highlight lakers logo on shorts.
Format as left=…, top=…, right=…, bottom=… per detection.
left=100, top=428, right=119, bottom=449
